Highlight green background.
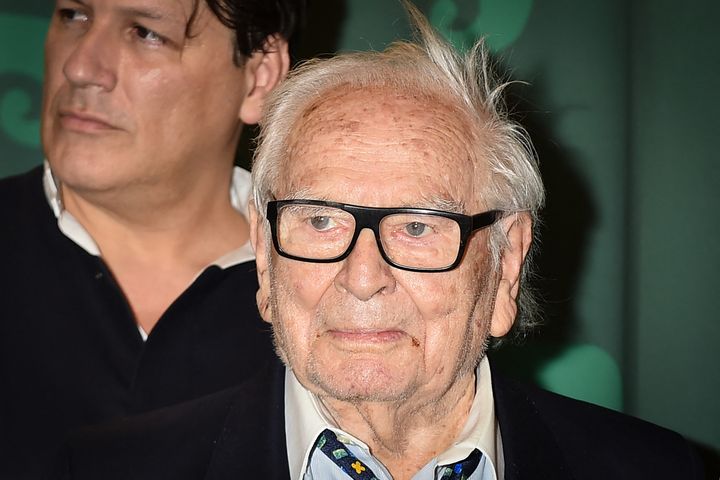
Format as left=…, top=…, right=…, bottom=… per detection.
left=1, top=0, right=718, bottom=463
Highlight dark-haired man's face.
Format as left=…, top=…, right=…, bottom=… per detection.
left=42, top=0, right=259, bottom=197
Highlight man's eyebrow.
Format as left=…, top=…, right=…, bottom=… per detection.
left=61, top=0, right=184, bottom=24
left=64, top=0, right=89, bottom=8
left=115, top=4, right=187, bottom=27
left=281, top=187, right=315, bottom=201
left=121, top=7, right=163, bottom=20
left=413, top=195, right=465, bottom=213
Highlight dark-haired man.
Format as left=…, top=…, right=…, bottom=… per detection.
left=0, top=0, right=304, bottom=477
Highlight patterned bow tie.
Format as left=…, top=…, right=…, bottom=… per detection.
left=314, top=429, right=380, bottom=479
left=438, top=448, right=482, bottom=480
left=313, top=429, right=482, bottom=480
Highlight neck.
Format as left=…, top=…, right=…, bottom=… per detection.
left=60, top=163, right=247, bottom=256
left=59, top=165, right=249, bottom=332
left=320, top=372, right=477, bottom=480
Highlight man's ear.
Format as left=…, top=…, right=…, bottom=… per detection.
left=490, top=212, right=533, bottom=338
left=239, top=35, right=290, bottom=125
left=249, top=201, right=272, bottom=324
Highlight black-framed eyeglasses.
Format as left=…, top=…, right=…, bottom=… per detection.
left=266, top=200, right=503, bottom=272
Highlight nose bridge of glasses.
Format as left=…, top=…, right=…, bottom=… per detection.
left=345, top=207, right=392, bottom=261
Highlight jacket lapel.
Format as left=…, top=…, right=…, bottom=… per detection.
left=491, top=365, right=575, bottom=480
left=204, top=358, right=290, bottom=479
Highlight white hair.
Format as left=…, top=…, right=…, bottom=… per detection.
left=252, top=2, right=545, bottom=342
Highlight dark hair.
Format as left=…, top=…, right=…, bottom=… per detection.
left=204, top=0, right=305, bottom=58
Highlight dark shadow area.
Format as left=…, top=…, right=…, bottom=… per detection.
left=691, top=440, right=720, bottom=480
left=292, top=0, right=348, bottom=60
left=235, top=0, right=348, bottom=170
left=491, top=72, right=597, bottom=382
left=235, top=125, right=257, bottom=171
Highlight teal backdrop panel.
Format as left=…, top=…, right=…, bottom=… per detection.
left=629, top=0, right=720, bottom=453
left=1, top=0, right=718, bottom=455
left=0, top=7, right=49, bottom=177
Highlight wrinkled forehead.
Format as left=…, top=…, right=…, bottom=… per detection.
left=280, top=86, right=487, bottom=210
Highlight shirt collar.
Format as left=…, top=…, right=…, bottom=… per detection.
left=284, top=356, right=501, bottom=480
left=42, top=160, right=255, bottom=266
left=43, top=161, right=101, bottom=256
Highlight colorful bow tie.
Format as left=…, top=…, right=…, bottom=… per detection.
left=313, top=429, right=482, bottom=480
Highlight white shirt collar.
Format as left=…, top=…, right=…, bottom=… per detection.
left=43, top=162, right=101, bottom=256
left=284, top=356, right=502, bottom=480
left=42, top=160, right=255, bottom=266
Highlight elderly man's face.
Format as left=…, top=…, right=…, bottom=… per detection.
left=257, top=88, right=506, bottom=404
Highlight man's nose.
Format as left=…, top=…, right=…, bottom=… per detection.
left=334, top=229, right=397, bottom=301
left=62, top=26, right=118, bottom=91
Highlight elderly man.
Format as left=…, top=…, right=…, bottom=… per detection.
left=0, top=0, right=304, bottom=478
left=56, top=5, right=703, bottom=480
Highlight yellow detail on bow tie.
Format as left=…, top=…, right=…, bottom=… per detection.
left=351, top=461, right=366, bottom=474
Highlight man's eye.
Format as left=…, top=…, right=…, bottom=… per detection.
left=405, top=222, right=429, bottom=237
left=310, top=216, right=333, bottom=231
left=134, top=25, right=164, bottom=45
left=58, top=8, right=89, bottom=24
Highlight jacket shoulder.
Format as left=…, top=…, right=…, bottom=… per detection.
left=0, top=165, right=44, bottom=204
left=55, top=359, right=289, bottom=480
left=0, top=166, right=51, bottom=237
left=493, top=372, right=705, bottom=479
left=57, top=387, right=239, bottom=480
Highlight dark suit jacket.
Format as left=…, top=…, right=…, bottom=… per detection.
left=57, top=358, right=704, bottom=480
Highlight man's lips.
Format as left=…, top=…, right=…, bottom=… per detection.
left=58, top=110, right=119, bottom=132
left=326, top=329, right=407, bottom=344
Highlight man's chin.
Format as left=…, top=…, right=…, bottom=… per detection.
left=306, top=360, right=415, bottom=403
